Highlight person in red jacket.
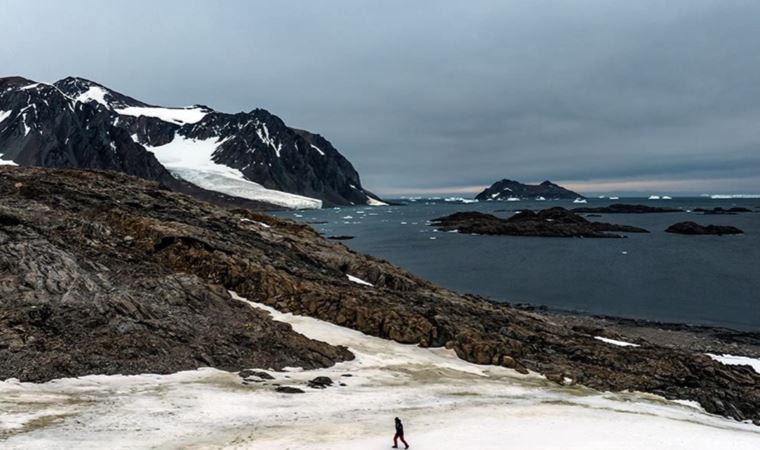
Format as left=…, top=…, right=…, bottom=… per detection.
left=392, top=417, right=409, bottom=449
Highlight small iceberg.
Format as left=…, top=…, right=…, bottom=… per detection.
left=648, top=195, right=661, bottom=200
left=573, top=198, right=588, bottom=204
left=609, top=196, right=619, bottom=200
left=662, top=196, right=672, bottom=200
left=506, top=197, right=521, bottom=202
left=535, top=196, right=546, bottom=201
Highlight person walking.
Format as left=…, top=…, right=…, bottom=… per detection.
left=392, top=417, right=409, bottom=449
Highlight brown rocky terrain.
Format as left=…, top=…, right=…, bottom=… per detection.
left=1, top=166, right=759, bottom=424
left=431, top=208, right=649, bottom=238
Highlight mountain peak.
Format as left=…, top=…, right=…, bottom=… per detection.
left=54, top=77, right=149, bottom=109
left=475, top=179, right=583, bottom=200
left=0, top=76, right=37, bottom=90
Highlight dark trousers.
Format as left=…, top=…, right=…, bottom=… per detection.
left=393, top=432, right=409, bottom=448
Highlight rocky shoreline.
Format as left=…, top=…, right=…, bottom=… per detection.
left=1, top=167, right=759, bottom=424
left=515, top=304, right=760, bottom=359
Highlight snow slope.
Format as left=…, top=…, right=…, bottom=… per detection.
left=1, top=292, right=759, bottom=449
left=145, top=135, right=322, bottom=209
left=73, top=86, right=109, bottom=107
left=115, top=106, right=208, bottom=125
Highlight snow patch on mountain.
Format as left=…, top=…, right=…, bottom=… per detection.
left=115, top=106, right=208, bottom=125
left=366, top=196, right=388, bottom=206
left=74, top=86, right=109, bottom=107
left=346, top=274, right=373, bottom=286
left=707, top=354, right=760, bottom=374
left=0, top=110, right=13, bottom=124
left=145, top=134, right=322, bottom=209
left=594, top=336, right=640, bottom=347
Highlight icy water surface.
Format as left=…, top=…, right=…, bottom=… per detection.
left=275, top=198, right=760, bottom=331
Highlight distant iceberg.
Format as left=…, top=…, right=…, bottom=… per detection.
left=648, top=195, right=661, bottom=200
left=573, top=198, right=588, bottom=204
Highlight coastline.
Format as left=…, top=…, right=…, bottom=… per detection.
left=516, top=304, right=760, bottom=359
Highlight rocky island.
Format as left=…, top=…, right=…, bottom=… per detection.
left=475, top=179, right=583, bottom=201
left=573, top=203, right=682, bottom=214
left=1, top=167, right=759, bottom=425
left=693, top=207, right=752, bottom=215
left=431, top=208, right=649, bottom=238
left=666, top=222, right=744, bottom=235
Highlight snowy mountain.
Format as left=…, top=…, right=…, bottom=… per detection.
left=0, top=76, right=384, bottom=208
left=475, top=179, right=583, bottom=201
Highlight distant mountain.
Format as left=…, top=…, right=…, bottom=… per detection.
left=475, top=179, right=583, bottom=201
left=0, top=76, right=385, bottom=208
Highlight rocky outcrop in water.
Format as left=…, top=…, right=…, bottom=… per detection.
left=666, top=222, right=744, bottom=235
left=573, top=203, right=681, bottom=214
left=1, top=166, right=759, bottom=424
left=693, top=207, right=752, bottom=215
left=431, top=208, right=649, bottom=238
left=475, top=179, right=582, bottom=201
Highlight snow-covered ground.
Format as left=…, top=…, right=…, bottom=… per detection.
left=144, top=135, right=322, bottom=209
left=708, top=354, right=760, bottom=374
left=1, top=293, right=759, bottom=450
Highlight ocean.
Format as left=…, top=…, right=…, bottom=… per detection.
left=274, top=198, right=760, bottom=331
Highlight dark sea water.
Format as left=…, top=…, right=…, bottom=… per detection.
left=273, top=198, right=760, bottom=331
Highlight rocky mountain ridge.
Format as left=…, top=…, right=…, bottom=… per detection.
left=0, top=76, right=383, bottom=208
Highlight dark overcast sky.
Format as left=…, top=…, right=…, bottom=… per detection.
left=3, top=0, right=760, bottom=195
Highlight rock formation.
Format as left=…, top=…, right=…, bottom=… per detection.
left=431, top=208, right=649, bottom=238
left=666, top=222, right=744, bottom=235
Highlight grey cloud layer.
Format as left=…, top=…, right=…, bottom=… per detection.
left=2, top=0, right=759, bottom=195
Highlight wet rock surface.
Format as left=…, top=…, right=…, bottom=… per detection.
left=1, top=167, right=759, bottom=424
left=431, top=208, right=649, bottom=238
left=666, top=222, right=744, bottom=235
left=572, top=203, right=682, bottom=214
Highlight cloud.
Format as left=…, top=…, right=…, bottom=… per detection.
left=2, top=0, right=759, bottom=195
